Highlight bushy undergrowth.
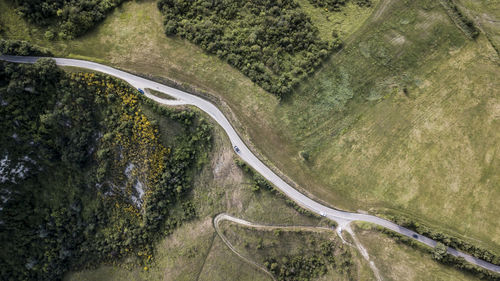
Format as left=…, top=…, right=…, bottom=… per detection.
left=157, top=0, right=341, bottom=98
left=228, top=223, right=352, bottom=281
left=0, top=59, right=212, bottom=280
left=308, top=0, right=371, bottom=11
left=265, top=255, right=327, bottom=280
left=263, top=240, right=351, bottom=280
left=0, top=39, right=52, bottom=56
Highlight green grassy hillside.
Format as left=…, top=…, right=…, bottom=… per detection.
left=1, top=0, right=499, bottom=272
left=220, top=221, right=374, bottom=281
left=270, top=0, right=500, bottom=254
left=63, top=108, right=331, bottom=281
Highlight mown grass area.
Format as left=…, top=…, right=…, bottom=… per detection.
left=220, top=221, right=376, bottom=281
left=145, top=89, right=175, bottom=100
left=271, top=0, right=500, bottom=254
left=353, top=222, right=481, bottom=281
left=2, top=0, right=499, bottom=265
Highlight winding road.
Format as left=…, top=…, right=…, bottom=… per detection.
left=1, top=55, right=499, bottom=274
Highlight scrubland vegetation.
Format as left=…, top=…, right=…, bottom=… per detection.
left=220, top=222, right=372, bottom=281
left=0, top=58, right=211, bottom=280
left=308, top=0, right=372, bottom=11
left=354, top=223, right=500, bottom=281
left=1, top=0, right=499, bottom=279
left=11, top=0, right=126, bottom=39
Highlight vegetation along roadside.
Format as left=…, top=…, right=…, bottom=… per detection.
left=0, top=56, right=212, bottom=280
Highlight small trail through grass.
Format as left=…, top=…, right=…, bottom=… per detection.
left=194, top=232, right=217, bottom=281
left=213, top=213, right=381, bottom=281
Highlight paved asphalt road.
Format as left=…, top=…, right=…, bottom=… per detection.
left=2, top=55, right=499, bottom=274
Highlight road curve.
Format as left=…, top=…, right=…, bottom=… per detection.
left=2, top=55, right=499, bottom=274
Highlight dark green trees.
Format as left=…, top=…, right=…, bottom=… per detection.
left=12, top=0, right=126, bottom=38
left=0, top=60, right=212, bottom=280
left=157, top=0, right=340, bottom=98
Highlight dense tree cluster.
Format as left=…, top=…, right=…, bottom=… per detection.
left=263, top=241, right=352, bottom=281
left=0, top=60, right=212, bottom=280
left=0, top=39, right=52, bottom=56
left=11, top=0, right=126, bottom=38
left=307, top=0, right=371, bottom=11
left=265, top=255, right=326, bottom=280
left=157, top=0, right=340, bottom=98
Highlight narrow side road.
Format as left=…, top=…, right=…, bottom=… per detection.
left=214, top=213, right=382, bottom=281
left=213, top=214, right=277, bottom=281
left=1, top=55, right=499, bottom=274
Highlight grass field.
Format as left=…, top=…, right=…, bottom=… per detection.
left=272, top=0, right=500, bottom=254
left=2, top=0, right=499, bottom=263
left=353, top=222, right=481, bottom=281
left=295, top=0, right=380, bottom=42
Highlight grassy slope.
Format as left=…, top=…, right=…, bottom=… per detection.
left=275, top=0, right=500, bottom=252
left=353, top=223, right=481, bottom=281
left=2, top=0, right=499, bottom=258
left=220, top=221, right=376, bottom=281
left=64, top=109, right=322, bottom=281
left=296, top=0, right=380, bottom=41
left=196, top=236, right=269, bottom=281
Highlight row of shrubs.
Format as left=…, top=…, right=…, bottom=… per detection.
left=375, top=224, right=500, bottom=280
left=441, top=0, right=480, bottom=39
left=387, top=215, right=500, bottom=266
